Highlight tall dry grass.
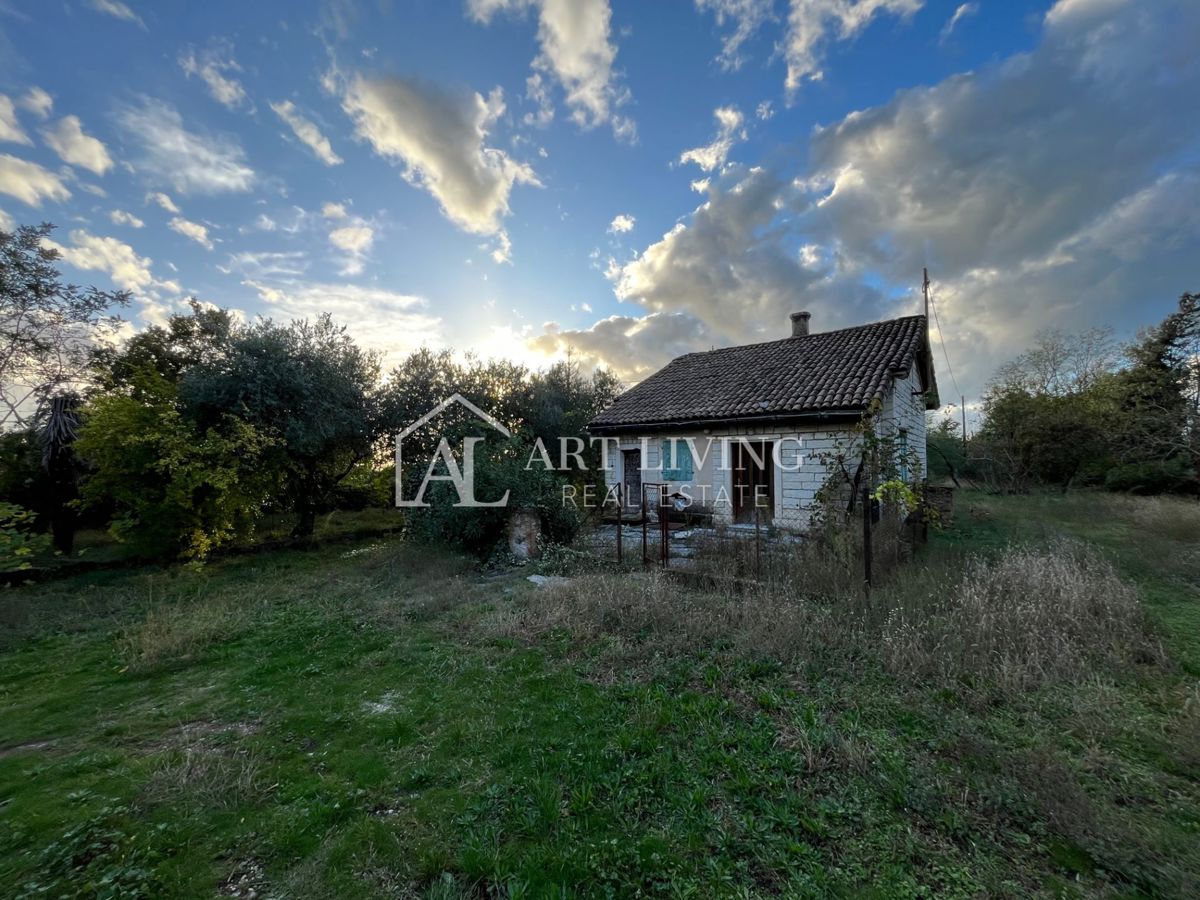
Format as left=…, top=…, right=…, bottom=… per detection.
left=488, top=532, right=1163, bottom=692
left=1084, top=493, right=1200, bottom=544
left=485, top=568, right=864, bottom=665
left=878, top=538, right=1163, bottom=689
left=116, top=595, right=252, bottom=671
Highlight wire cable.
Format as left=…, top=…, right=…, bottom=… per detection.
left=927, top=281, right=963, bottom=401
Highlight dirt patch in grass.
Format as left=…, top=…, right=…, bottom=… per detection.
left=219, top=858, right=272, bottom=899
left=0, top=739, right=57, bottom=759
left=142, top=718, right=262, bottom=755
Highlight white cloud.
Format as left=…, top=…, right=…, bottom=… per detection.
left=109, top=209, right=144, bottom=228
left=678, top=105, right=745, bottom=171
left=145, top=191, right=180, bottom=213
left=756, top=100, right=774, bottom=121
left=117, top=98, right=255, bottom=195
left=0, top=208, right=14, bottom=231
left=523, top=72, right=555, bottom=127
left=19, top=87, right=53, bottom=120
left=467, top=0, right=633, bottom=139
left=0, top=95, right=31, bottom=145
left=606, top=166, right=841, bottom=343
left=169, top=216, right=214, bottom=250
left=939, top=2, right=978, bottom=44
left=179, top=45, right=253, bottom=112
left=243, top=279, right=443, bottom=366
left=41, top=115, right=114, bottom=175
left=338, top=74, right=538, bottom=259
left=784, top=0, right=923, bottom=95
left=544, top=0, right=1200, bottom=399
left=218, top=250, right=308, bottom=279
left=530, top=312, right=719, bottom=383
left=86, top=0, right=145, bottom=29
left=0, top=154, right=71, bottom=206
left=695, top=0, right=775, bottom=71
left=321, top=201, right=348, bottom=219
left=607, top=213, right=635, bottom=233
left=42, top=229, right=177, bottom=295
left=328, top=223, right=374, bottom=274
left=270, top=100, right=342, bottom=165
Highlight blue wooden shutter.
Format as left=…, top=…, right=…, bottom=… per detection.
left=678, top=441, right=694, bottom=480
left=662, top=439, right=693, bottom=480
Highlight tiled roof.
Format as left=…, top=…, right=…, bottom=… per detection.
left=588, top=315, right=937, bottom=432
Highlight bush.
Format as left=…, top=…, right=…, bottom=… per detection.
left=405, top=434, right=583, bottom=556
left=1103, top=458, right=1196, bottom=495
left=0, top=502, right=51, bottom=572
left=76, top=396, right=279, bottom=560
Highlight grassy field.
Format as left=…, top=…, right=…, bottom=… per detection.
left=1, top=492, right=1197, bottom=897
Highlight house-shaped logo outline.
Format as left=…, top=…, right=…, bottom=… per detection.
left=398, top=393, right=512, bottom=441
left=394, top=393, right=513, bottom=509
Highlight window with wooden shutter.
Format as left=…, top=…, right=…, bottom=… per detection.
left=662, top=439, right=694, bottom=481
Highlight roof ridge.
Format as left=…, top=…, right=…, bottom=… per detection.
left=673, top=314, right=924, bottom=361
left=589, top=313, right=933, bottom=431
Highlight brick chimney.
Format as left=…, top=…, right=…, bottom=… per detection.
left=789, top=311, right=811, bottom=337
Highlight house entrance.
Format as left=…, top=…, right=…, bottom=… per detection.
left=622, top=449, right=642, bottom=513
left=732, top=439, right=773, bottom=524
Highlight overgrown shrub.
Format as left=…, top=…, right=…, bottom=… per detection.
left=405, top=434, right=583, bottom=555
left=76, top=396, right=279, bottom=560
left=1104, top=458, right=1196, bottom=495
left=0, top=502, right=51, bottom=572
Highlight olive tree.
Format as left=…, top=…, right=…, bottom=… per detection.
left=181, top=314, right=382, bottom=536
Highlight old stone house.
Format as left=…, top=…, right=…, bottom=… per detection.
left=586, top=312, right=939, bottom=529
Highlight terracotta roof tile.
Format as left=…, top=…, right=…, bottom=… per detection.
left=588, top=315, right=935, bottom=431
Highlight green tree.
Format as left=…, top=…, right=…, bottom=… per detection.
left=75, top=394, right=277, bottom=560
left=976, top=388, right=1110, bottom=492
left=1108, top=292, right=1199, bottom=489
left=181, top=314, right=382, bottom=537
left=1, top=223, right=128, bottom=429
left=926, top=415, right=966, bottom=486
left=382, top=348, right=621, bottom=555
left=91, top=300, right=237, bottom=403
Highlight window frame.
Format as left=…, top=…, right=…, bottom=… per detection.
left=661, top=438, right=694, bottom=482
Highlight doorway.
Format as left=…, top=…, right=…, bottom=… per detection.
left=732, top=439, right=773, bottom=524
left=621, top=448, right=642, bottom=514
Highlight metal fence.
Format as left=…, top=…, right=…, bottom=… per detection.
left=597, top=483, right=934, bottom=595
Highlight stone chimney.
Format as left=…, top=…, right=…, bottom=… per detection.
left=789, top=311, right=811, bottom=338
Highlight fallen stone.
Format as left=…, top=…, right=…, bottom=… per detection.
left=526, top=574, right=571, bottom=587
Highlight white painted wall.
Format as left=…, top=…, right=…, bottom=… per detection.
left=878, top=366, right=928, bottom=479
left=604, top=424, right=855, bottom=529
left=598, top=370, right=930, bottom=531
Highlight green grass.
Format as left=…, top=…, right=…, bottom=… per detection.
left=1, top=492, right=1198, bottom=897
left=25, top=507, right=406, bottom=573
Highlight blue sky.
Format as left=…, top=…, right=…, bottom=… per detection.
left=1, top=0, right=1197, bottom=416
